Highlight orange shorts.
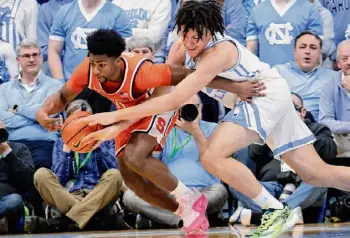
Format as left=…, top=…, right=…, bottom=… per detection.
left=115, top=110, right=178, bottom=157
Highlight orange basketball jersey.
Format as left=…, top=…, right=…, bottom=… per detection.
left=66, top=53, right=175, bottom=156
left=88, top=53, right=151, bottom=109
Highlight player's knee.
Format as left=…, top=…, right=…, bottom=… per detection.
left=33, top=168, right=52, bottom=187
left=126, top=183, right=148, bottom=199
left=123, top=145, right=147, bottom=172
left=200, top=148, right=216, bottom=170
left=102, top=169, right=123, bottom=187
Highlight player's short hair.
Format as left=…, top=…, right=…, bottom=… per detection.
left=87, top=29, right=126, bottom=58
left=294, top=31, right=322, bottom=49
left=175, top=0, right=225, bottom=40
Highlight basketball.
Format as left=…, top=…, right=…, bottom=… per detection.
left=61, top=111, right=102, bottom=153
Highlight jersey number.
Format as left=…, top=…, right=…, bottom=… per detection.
left=156, top=117, right=166, bottom=134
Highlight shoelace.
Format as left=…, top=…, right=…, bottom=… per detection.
left=248, top=209, right=276, bottom=236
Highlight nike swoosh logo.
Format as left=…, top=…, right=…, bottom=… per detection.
left=72, top=137, right=83, bottom=148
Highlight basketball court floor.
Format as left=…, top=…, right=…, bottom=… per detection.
left=2, top=223, right=350, bottom=238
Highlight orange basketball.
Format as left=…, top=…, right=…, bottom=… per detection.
left=61, top=111, right=103, bottom=153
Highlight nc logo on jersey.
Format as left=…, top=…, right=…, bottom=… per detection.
left=71, top=27, right=97, bottom=50
left=265, top=22, right=294, bottom=45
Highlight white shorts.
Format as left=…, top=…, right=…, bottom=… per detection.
left=222, top=68, right=315, bottom=156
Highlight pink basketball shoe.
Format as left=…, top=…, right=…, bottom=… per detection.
left=178, top=189, right=209, bottom=234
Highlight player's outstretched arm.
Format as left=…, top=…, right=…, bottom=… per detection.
left=36, top=84, right=80, bottom=131
left=169, top=66, right=265, bottom=102
left=37, top=59, right=90, bottom=131
left=80, top=46, right=232, bottom=126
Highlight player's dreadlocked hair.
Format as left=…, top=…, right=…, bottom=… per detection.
left=175, top=0, right=225, bottom=40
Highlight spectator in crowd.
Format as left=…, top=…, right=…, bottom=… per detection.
left=33, top=99, right=124, bottom=232
left=0, top=39, right=63, bottom=169
left=0, top=120, right=35, bottom=234
left=123, top=94, right=228, bottom=229
left=127, top=36, right=155, bottom=60
left=319, top=40, right=350, bottom=157
left=308, top=0, right=336, bottom=69
left=37, top=0, right=74, bottom=75
left=48, top=0, right=132, bottom=81
left=246, top=0, right=323, bottom=66
left=113, top=0, right=171, bottom=63
left=222, top=0, right=248, bottom=46
left=0, top=39, right=18, bottom=84
left=321, top=0, right=350, bottom=47
left=229, top=93, right=336, bottom=232
left=275, top=31, right=337, bottom=120
left=0, top=0, right=38, bottom=50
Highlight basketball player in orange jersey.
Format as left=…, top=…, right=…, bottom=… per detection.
left=36, top=29, right=265, bottom=234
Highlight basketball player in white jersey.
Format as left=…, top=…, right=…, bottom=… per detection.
left=79, top=1, right=350, bottom=237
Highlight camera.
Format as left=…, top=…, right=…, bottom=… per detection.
left=328, top=193, right=350, bottom=222
left=0, top=128, right=9, bottom=143
left=179, top=104, right=199, bottom=122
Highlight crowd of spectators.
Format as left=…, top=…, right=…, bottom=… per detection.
left=0, top=0, right=350, bottom=234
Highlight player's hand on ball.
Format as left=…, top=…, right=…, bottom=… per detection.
left=235, top=80, right=266, bottom=103
left=78, top=111, right=119, bottom=126
left=80, top=124, right=124, bottom=150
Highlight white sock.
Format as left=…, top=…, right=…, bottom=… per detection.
left=241, top=208, right=252, bottom=226
left=170, top=180, right=192, bottom=200
left=252, top=187, right=284, bottom=210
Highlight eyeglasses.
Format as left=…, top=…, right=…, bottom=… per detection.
left=294, top=104, right=302, bottom=113
left=19, top=53, right=41, bottom=60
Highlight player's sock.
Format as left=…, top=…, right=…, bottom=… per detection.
left=170, top=180, right=193, bottom=200
left=252, top=186, right=283, bottom=210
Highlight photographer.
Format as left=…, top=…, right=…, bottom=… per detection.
left=33, top=100, right=124, bottom=232
left=123, top=94, right=228, bottom=229
left=229, top=92, right=337, bottom=231
left=0, top=120, right=35, bottom=234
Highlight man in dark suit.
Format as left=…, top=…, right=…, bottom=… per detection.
left=0, top=120, right=35, bottom=234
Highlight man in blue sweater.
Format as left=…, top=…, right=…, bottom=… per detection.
left=319, top=40, right=350, bottom=157
left=0, top=39, right=63, bottom=169
left=275, top=31, right=338, bottom=120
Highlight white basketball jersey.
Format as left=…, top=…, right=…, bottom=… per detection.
left=185, top=34, right=273, bottom=82
left=185, top=34, right=278, bottom=108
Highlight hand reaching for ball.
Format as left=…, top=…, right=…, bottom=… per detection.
left=80, top=123, right=127, bottom=150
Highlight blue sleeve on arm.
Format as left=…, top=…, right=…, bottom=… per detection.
left=114, top=8, right=132, bottom=38
left=307, top=4, right=324, bottom=36
left=37, top=4, right=51, bottom=61
left=224, top=0, right=247, bottom=45
left=246, top=10, right=259, bottom=40
left=50, top=7, right=66, bottom=39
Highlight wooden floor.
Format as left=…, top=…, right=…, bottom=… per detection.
left=3, top=223, right=350, bottom=237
